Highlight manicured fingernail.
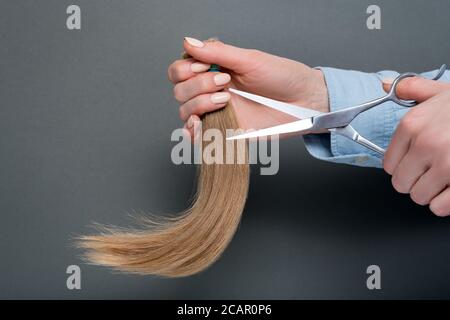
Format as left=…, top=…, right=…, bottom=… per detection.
left=191, top=62, right=210, bottom=73
left=214, top=73, right=231, bottom=86
left=187, top=116, right=194, bottom=128
left=184, top=37, right=204, bottom=48
left=382, top=78, right=394, bottom=85
left=211, top=92, right=230, bottom=104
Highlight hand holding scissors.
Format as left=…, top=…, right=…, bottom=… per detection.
left=227, top=65, right=448, bottom=156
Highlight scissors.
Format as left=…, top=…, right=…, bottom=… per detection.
left=227, top=64, right=447, bottom=155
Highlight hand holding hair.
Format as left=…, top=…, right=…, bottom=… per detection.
left=168, top=37, right=329, bottom=139
left=78, top=38, right=334, bottom=276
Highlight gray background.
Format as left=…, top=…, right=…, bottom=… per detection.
left=1, top=0, right=450, bottom=299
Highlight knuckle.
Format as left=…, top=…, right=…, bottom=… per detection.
left=410, top=190, right=428, bottom=206
left=209, top=40, right=225, bottom=50
left=430, top=203, right=449, bottom=217
left=172, top=69, right=182, bottom=83
left=391, top=175, right=402, bottom=193
left=167, top=67, right=173, bottom=82
left=178, top=105, right=187, bottom=121
left=168, top=61, right=182, bottom=82
left=383, top=163, right=393, bottom=175
left=198, top=76, right=212, bottom=92
left=391, top=175, right=409, bottom=194
left=173, top=85, right=185, bottom=102
left=398, top=114, right=419, bottom=135
left=192, top=104, right=205, bottom=116
left=411, top=134, right=432, bottom=153
left=383, top=155, right=395, bottom=175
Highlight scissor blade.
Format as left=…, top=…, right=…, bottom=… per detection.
left=229, top=88, right=321, bottom=119
left=227, top=118, right=314, bottom=140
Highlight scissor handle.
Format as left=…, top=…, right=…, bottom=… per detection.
left=386, top=72, right=418, bottom=107
left=388, top=64, right=448, bottom=107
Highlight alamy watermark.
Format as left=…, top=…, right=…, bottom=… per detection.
left=366, top=264, right=381, bottom=290
left=66, top=265, right=81, bottom=290
left=366, top=5, right=381, bottom=30
left=171, top=122, right=279, bottom=175
left=66, top=5, right=81, bottom=30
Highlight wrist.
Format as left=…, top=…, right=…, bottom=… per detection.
left=307, top=68, right=330, bottom=113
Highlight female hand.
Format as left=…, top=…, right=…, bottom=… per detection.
left=167, top=37, right=329, bottom=138
left=382, top=77, right=450, bottom=216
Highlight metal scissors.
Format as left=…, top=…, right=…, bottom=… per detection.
left=227, top=64, right=447, bottom=155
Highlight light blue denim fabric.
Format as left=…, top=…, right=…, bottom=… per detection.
left=303, top=68, right=450, bottom=168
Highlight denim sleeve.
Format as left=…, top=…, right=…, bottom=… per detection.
left=303, top=68, right=450, bottom=168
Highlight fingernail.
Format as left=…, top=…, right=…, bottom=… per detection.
left=184, top=37, right=204, bottom=48
left=187, top=116, right=194, bottom=128
left=211, top=92, right=230, bottom=104
left=382, top=78, right=394, bottom=85
left=191, top=62, right=210, bottom=73
left=214, top=73, right=231, bottom=86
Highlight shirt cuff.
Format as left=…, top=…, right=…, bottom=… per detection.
left=303, top=67, right=408, bottom=168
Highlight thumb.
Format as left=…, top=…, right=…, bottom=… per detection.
left=382, top=76, right=450, bottom=102
left=183, top=37, right=259, bottom=73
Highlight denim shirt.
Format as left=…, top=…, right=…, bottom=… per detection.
left=303, top=68, right=450, bottom=168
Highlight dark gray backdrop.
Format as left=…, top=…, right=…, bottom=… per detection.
left=1, top=0, right=450, bottom=299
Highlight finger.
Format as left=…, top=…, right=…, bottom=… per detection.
left=173, top=72, right=231, bottom=103
left=391, top=151, right=428, bottom=194
left=168, top=59, right=211, bottom=83
left=410, top=167, right=447, bottom=205
left=430, top=187, right=450, bottom=217
left=383, top=118, right=415, bottom=174
left=181, top=125, right=191, bottom=141
left=183, top=37, right=261, bottom=73
left=184, top=114, right=201, bottom=142
left=382, top=77, right=450, bottom=102
left=179, top=92, right=230, bottom=121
